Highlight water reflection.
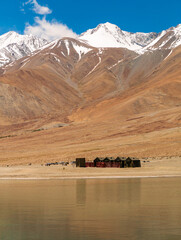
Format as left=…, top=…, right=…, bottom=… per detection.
left=0, top=178, right=181, bottom=240
left=76, top=180, right=86, bottom=206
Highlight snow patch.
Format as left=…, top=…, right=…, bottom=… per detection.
left=84, top=51, right=102, bottom=78
left=72, top=42, right=92, bottom=60
left=53, top=55, right=60, bottom=63
left=108, top=59, right=124, bottom=69
left=49, top=40, right=59, bottom=49
left=164, top=50, right=173, bottom=61
left=50, top=53, right=61, bottom=63
left=64, top=40, right=70, bottom=55
left=61, top=51, right=66, bottom=57
left=20, top=59, right=30, bottom=69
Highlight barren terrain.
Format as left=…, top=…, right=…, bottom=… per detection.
left=0, top=38, right=180, bottom=168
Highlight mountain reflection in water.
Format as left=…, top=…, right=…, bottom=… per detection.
left=0, top=178, right=181, bottom=240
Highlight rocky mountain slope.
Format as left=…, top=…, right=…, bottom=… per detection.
left=0, top=35, right=180, bottom=124
left=0, top=23, right=180, bottom=163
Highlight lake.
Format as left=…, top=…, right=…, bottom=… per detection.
left=0, top=177, right=181, bottom=240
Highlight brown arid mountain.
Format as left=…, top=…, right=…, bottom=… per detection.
left=0, top=25, right=181, bottom=165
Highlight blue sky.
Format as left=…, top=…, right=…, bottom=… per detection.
left=0, top=0, right=181, bottom=39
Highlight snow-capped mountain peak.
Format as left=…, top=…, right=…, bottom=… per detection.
left=0, top=31, right=21, bottom=49
left=1, top=22, right=181, bottom=68
left=144, top=24, right=181, bottom=50
left=79, top=22, right=158, bottom=51
left=0, top=31, right=48, bottom=67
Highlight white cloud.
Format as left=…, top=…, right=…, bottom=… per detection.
left=24, top=17, right=78, bottom=41
left=26, top=0, right=52, bottom=15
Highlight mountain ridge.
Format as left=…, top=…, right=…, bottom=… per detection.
left=79, top=22, right=159, bottom=50
left=0, top=31, right=48, bottom=67
left=0, top=23, right=180, bottom=163
left=1, top=22, right=181, bottom=67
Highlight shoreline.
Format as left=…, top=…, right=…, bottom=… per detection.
left=0, top=175, right=181, bottom=180
left=0, top=156, right=181, bottom=180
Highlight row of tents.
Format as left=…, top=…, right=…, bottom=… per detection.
left=76, top=157, right=141, bottom=168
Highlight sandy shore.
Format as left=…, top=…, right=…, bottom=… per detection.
left=0, top=156, right=180, bottom=179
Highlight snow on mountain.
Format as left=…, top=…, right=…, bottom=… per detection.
left=39, top=38, right=93, bottom=60
left=2, top=23, right=181, bottom=68
left=72, top=42, right=92, bottom=60
left=0, top=31, right=48, bottom=67
left=172, top=24, right=181, bottom=47
left=79, top=22, right=158, bottom=51
left=145, top=24, right=181, bottom=50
